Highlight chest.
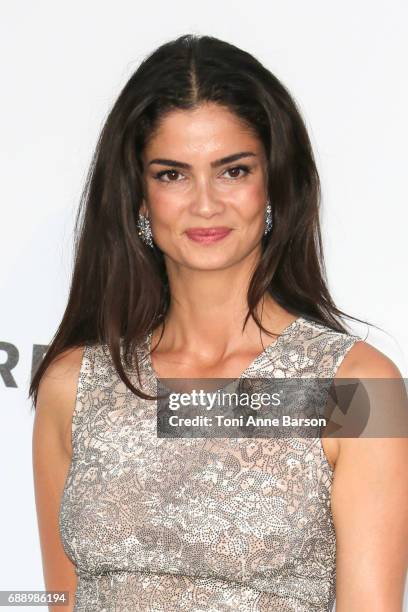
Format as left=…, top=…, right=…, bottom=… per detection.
left=60, top=419, right=335, bottom=581
left=149, top=349, right=267, bottom=380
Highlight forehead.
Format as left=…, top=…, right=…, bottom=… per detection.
left=143, top=102, right=262, bottom=158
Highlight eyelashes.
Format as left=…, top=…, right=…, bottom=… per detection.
left=153, top=164, right=253, bottom=183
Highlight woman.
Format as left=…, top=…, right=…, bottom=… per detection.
left=30, top=34, right=408, bottom=611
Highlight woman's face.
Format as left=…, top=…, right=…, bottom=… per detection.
left=141, top=102, right=269, bottom=270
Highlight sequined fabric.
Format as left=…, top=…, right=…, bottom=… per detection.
left=59, top=316, right=362, bottom=611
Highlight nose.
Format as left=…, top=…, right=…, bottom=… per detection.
left=189, top=182, right=225, bottom=219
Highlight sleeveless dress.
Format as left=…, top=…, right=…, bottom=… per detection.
left=59, top=315, right=362, bottom=611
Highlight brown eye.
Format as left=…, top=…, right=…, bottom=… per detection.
left=228, top=167, right=242, bottom=178
left=223, top=165, right=251, bottom=179
left=154, top=169, right=183, bottom=182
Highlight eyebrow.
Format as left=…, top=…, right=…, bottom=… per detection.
left=147, top=151, right=257, bottom=169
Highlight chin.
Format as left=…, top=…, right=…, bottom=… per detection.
left=183, top=256, right=236, bottom=271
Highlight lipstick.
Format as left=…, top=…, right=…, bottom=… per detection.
left=185, top=227, right=232, bottom=244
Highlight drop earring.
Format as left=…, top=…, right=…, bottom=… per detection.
left=264, top=199, right=273, bottom=235
left=137, top=212, right=154, bottom=248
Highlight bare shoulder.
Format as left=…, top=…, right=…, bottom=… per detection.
left=332, top=338, right=407, bottom=480
left=336, top=338, right=402, bottom=379
left=324, top=339, right=404, bottom=468
left=35, top=345, right=87, bottom=458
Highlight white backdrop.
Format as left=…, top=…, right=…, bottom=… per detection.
left=1, top=1, right=407, bottom=610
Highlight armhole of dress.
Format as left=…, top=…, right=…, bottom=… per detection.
left=333, top=334, right=363, bottom=378
left=317, top=334, right=364, bottom=480
left=70, top=343, right=95, bottom=457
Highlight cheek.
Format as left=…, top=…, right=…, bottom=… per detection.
left=150, top=194, right=185, bottom=228
left=247, top=180, right=267, bottom=201
left=235, top=184, right=267, bottom=219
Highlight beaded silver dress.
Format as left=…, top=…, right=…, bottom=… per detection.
left=59, top=316, right=362, bottom=611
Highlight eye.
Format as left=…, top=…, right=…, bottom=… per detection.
left=153, top=164, right=252, bottom=183
left=153, top=169, right=184, bottom=182
left=222, top=165, right=252, bottom=179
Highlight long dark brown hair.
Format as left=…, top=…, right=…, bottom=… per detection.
left=28, top=33, right=375, bottom=407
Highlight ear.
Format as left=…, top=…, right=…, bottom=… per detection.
left=139, top=200, right=148, bottom=217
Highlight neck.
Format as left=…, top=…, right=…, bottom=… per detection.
left=152, top=254, right=294, bottom=358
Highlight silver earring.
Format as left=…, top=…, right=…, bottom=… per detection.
left=264, top=199, right=273, bottom=235
left=137, top=213, right=154, bottom=248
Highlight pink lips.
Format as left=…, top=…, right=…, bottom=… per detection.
left=185, top=227, right=232, bottom=244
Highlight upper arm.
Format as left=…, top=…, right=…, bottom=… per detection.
left=32, top=345, right=85, bottom=611
left=331, top=341, right=408, bottom=611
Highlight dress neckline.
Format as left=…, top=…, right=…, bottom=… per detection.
left=143, top=315, right=304, bottom=384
